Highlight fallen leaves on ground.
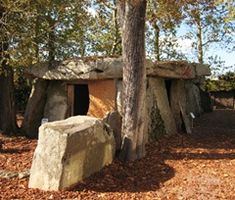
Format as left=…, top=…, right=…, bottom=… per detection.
left=0, top=110, right=235, bottom=199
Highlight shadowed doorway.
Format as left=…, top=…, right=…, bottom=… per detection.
left=165, top=79, right=172, bottom=107
left=74, top=84, right=90, bottom=115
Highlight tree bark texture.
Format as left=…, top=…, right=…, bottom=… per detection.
left=119, top=0, right=147, bottom=161
left=153, top=23, right=160, bottom=61
left=34, top=15, right=40, bottom=62
left=111, top=0, right=121, bottom=55
left=0, top=67, right=18, bottom=134
left=196, top=14, right=203, bottom=64
left=48, top=17, right=56, bottom=69
left=0, top=5, right=17, bottom=134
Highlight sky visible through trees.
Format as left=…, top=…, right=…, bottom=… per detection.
left=88, top=0, right=235, bottom=77
left=175, top=23, right=235, bottom=76
left=0, top=0, right=234, bottom=76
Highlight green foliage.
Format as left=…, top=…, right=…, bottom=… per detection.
left=86, top=0, right=121, bottom=56
left=183, top=0, right=235, bottom=63
left=216, top=0, right=235, bottom=22
left=205, top=72, right=235, bottom=92
left=146, top=0, right=184, bottom=60
left=14, top=67, right=31, bottom=111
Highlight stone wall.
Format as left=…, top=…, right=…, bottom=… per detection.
left=23, top=76, right=204, bottom=139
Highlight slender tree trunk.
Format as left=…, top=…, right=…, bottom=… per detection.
left=0, top=5, right=17, bottom=134
left=153, top=23, right=160, bottom=61
left=111, top=0, right=121, bottom=55
left=48, top=17, right=56, bottom=69
left=119, top=0, right=147, bottom=161
left=196, top=16, right=203, bottom=64
left=34, top=15, right=40, bottom=62
left=80, top=31, right=86, bottom=57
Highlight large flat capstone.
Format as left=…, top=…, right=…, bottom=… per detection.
left=25, top=57, right=210, bottom=80
left=28, top=116, right=115, bottom=191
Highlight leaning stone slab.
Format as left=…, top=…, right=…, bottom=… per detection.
left=145, top=78, right=177, bottom=142
left=28, top=116, right=115, bottom=191
left=148, top=78, right=177, bottom=136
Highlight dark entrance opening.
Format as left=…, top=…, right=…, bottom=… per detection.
left=74, top=84, right=90, bottom=115
left=165, top=79, right=172, bottom=106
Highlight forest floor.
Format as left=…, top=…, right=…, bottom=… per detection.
left=0, top=109, right=235, bottom=200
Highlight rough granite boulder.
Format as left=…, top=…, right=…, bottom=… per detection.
left=28, top=116, right=115, bottom=191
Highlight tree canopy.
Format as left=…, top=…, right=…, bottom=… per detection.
left=0, top=0, right=234, bottom=71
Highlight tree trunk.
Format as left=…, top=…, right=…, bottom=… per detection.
left=153, top=23, right=160, bottom=61
left=119, top=0, right=147, bottom=161
left=111, top=0, right=121, bottom=55
left=196, top=15, right=203, bottom=64
left=0, top=66, right=18, bottom=134
left=0, top=5, right=17, bottom=134
left=34, top=15, right=40, bottom=62
left=48, top=17, right=56, bottom=69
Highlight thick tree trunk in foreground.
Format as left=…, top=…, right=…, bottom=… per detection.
left=0, top=5, right=17, bottom=134
left=0, top=66, right=18, bottom=134
left=119, top=0, right=147, bottom=161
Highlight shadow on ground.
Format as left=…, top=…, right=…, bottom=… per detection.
left=73, top=110, right=235, bottom=193
left=0, top=148, right=31, bottom=154
left=73, top=143, right=175, bottom=193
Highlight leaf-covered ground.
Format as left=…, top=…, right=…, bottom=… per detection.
left=0, top=110, right=235, bottom=199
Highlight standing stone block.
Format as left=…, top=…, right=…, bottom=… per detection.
left=103, top=111, right=122, bottom=151
left=43, top=81, right=68, bottom=121
left=22, top=78, right=49, bottom=138
left=185, top=81, right=202, bottom=116
left=147, top=78, right=177, bottom=139
left=28, top=116, right=115, bottom=191
left=170, top=80, right=191, bottom=133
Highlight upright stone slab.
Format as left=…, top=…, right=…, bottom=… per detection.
left=147, top=78, right=177, bottom=139
left=43, top=81, right=68, bottom=121
left=22, top=78, right=49, bottom=138
left=103, top=111, right=122, bottom=151
left=28, top=116, right=115, bottom=191
left=185, top=81, right=202, bottom=116
left=170, top=80, right=191, bottom=133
